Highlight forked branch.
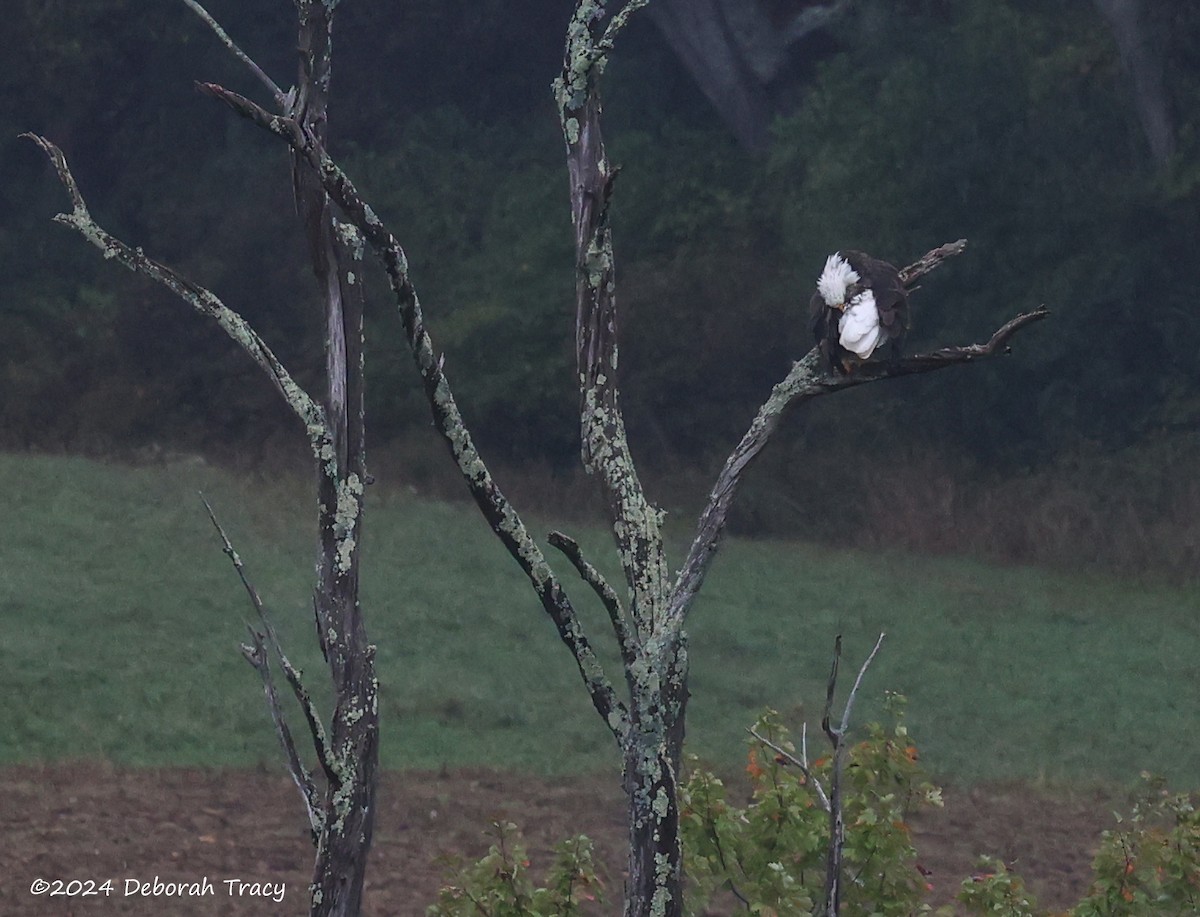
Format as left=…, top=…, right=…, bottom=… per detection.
left=183, top=0, right=287, bottom=106
left=748, top=721, right=831, bottom=813
left=669, top=243, right=1048, bottom=628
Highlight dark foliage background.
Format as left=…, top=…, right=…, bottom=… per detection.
left=4, top=0, right=1199, bottom=561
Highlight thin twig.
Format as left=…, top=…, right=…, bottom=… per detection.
left=747, top=723, right=831, bottom=813
left=600, top=0, right=651, bottom=51
left=898, top=238, right=967, bottom=287
left=239, top=630, right=323, bottom=840
left=839, top=632, right=887, bottom=736
left=182, top=0, right=288, bottom=107
left=199, top=493, right=269, bottom=620
left=199, top=493, right=326, bottom=835
left=199, top=495, right=337, bottom=788
left=801, top=722, right=830, bottom=811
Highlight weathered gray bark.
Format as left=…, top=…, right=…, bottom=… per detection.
left=289, top=3, right=377, bottom=914
left=558, top=6, right=688, bottom=913
left=189, top=3, right=379, bottom=910
left=1094, top=0, right=1176, bottom=166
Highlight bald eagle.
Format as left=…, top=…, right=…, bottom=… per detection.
left=810, top=250, right=909, bottom=374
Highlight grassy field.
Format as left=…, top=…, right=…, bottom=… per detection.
left=2, top=452, right=1197, bottom=786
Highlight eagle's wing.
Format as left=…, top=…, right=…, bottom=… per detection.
left=844, top=250, right=908, bottom=340
left=809, top=289, right=829, bottom=339
left=810, top=289, right=840, bottom=368
left=874, top=280, right=908, bottom=338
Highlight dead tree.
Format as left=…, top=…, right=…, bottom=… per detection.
left=26, top=2, right=376, bottom=913
left=28, top=2, right=1047, bottom=916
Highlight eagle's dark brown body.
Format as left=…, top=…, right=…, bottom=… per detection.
left=810, top=250, right=909, bottom=374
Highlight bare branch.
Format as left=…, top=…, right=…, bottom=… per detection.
left=747, top=723, right=831, bottom=813
left=821, top=635, right=843, bottom=744
left=240, top=630, right=323, bottom=840
left=182, top=0, right=288, bottom=107
left=548, top=531, right=638, bottom=669
left=752, top=631, right=886, bottom=913
left=199, top=494, right=326, bottom=836
left=669, top=245, right=1047, bottom=629
left=199, top=493, right=270, bottom=624
left=22, top=133, right=331, bottom=463
left=839, top=631, right=886, bottom=737
left=194, top=79, right=632, bottom=747
left=600, top=0, right=652, bottom=51
left=196, top=82, right=301, bottom=142
left=801, top=722, right=830, bottom=812
left=200, top=496, right=337, bottom=783
left=898, top=238, right=968, bottom=287
left=816, top=633, right=886, bottom=917
left=811, top=307, right=1050, bottom=389
left=820, top=641, right=846, bottom=917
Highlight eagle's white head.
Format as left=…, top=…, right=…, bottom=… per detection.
left=816, top=252, right=860, bottom=307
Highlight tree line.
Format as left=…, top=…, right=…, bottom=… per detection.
left=5, top=0, right=1198, bottom=481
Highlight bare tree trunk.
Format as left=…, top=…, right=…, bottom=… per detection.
left=291, top=3, right=377, bottom=913
left=558, top=6, right=688, bottom=911
left=621, top=647, right=689, bottom=917
left=1094, top=0, right=1176, bottom=166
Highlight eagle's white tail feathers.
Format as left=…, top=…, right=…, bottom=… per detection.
left=838, top=290, right=885, bottom=358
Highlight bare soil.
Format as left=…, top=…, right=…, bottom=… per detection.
left=1, top=764, right=1115, bottom=915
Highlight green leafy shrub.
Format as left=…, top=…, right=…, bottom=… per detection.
left=680, top=692, right=943, bottom=916
left=950, top=774, right=1200, bottom=916
left=432, top=713, right=1200, bottom=916
left=953, top=856, right=1039, bottom=916
left=1070, top=773, right=1200, bottom=916
left=428, top=820, right=602, bottom=917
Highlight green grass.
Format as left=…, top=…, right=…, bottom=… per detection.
left=2, top=453, right=1197, bottom=786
